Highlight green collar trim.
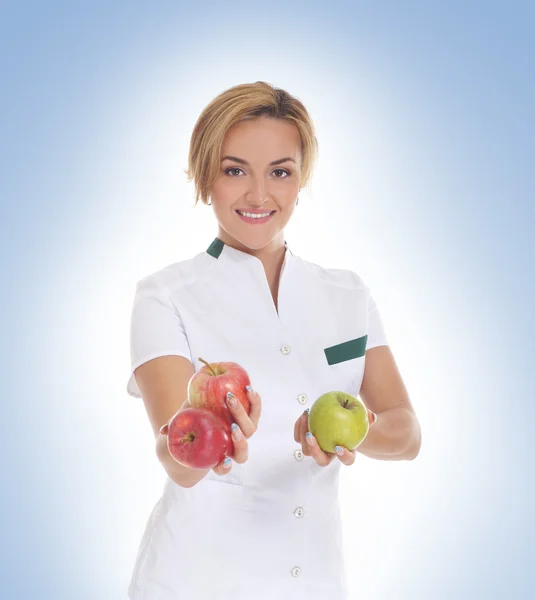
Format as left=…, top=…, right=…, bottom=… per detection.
left=206, top=237, right=225, bottom=259
left=206, top=237, right=290, bottom=259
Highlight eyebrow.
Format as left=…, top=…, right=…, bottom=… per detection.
left=221, top=155, right=296, bottom=166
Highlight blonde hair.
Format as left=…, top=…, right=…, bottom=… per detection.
left=185, top=81, right=318, bottom=206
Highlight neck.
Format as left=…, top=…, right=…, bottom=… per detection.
left=218, top=228, right=285, bottom=260
left=216, top=228, right=287, bottom=286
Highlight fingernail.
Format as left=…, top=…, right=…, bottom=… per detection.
left=223, top=457, right=232, bottom=468
left=303, top=408, right=310, bottom=416
left=231, top=422, right=242, bottom=440
left=335, top=446, right=344, bottom=456
left=305, top=432, right=316, bottom=446
left=246, top=385, right=253, bottom=393
left=226, top=392, right=237, bottom=406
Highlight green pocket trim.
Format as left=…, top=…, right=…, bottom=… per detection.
left=324, top=335, right=368, bottom=365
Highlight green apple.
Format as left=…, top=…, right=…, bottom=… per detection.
left=308, top=391, right=370, bottom=453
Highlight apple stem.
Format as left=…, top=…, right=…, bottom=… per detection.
left=198, top=357, right=217, bottom=376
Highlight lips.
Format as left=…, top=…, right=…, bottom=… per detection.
left=235, top=210, right=276, bottom=216
left=235, top=210, right=276, bottom=224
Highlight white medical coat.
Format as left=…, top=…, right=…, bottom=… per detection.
left=126, top=236, right=389, bottom=600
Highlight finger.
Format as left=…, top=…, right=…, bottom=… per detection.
left=300, top=412, right=311, bottom=456
left=212, top=455, right=233, bottom=476
left=305, top=431, right=334, bottom=466
left=294, top=413, right=302, bottom=443
left=334, top=444, right=357, bottom=466
left=294, top=408, right=308, bottom=444
left=246, top=386, right=262, bottom=428
left=225, top=391, right=257, bottom=438
left=229, top=422, right=249, bottom=464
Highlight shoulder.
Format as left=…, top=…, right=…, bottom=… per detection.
left=297, top=256, right=367, bottom=292
left=135, top=251, right=213, bottom=295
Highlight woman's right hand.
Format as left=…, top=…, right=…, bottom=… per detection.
left=212, top=387, right=262, bottom=476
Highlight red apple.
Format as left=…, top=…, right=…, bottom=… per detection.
left=188, top=357, right=251, bottom=427
left=160, top=407, right=233, bottom=470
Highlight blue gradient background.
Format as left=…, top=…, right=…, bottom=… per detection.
left=1, top=2, right=533, bottom=599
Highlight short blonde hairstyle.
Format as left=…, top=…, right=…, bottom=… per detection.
left=185, top=81, right=318, bottom=206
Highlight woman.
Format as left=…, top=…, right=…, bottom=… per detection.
left=126, top=81, right=421, bottom=600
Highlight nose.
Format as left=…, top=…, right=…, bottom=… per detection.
left=245, top=175, right=269, bottom=206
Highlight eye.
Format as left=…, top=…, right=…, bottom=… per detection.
left=273, top=169, right=290, bottom=178
left=225, top=167, right=244, bottom=176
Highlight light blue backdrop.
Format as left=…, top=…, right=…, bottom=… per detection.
left=1, top=2, right=533, bottom=599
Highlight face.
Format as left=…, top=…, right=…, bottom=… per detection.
left=209, top=116, right=302, bottom=253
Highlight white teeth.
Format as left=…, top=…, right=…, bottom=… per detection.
left=237, top=210, right=272, bottom=219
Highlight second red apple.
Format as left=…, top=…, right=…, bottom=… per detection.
left=161, top=407, right=233, bottom=470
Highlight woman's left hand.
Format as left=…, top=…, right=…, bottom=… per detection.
left=293, top=407, right=377, bottom=467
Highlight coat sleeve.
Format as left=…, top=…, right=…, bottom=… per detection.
left=366, top=290, right=389, bottom=350
left=126, top=275, right=192, bottom=398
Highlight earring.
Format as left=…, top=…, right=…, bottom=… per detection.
left=207, top=198, right=212, bottom=206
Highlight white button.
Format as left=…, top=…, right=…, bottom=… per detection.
left=280, top=344, right=291, bottom=355
left=294, top=449, right=304, bottom=461
left=291, top=566, right=301, bottom=577
left=294, top=507, right=304, bottom=518
left=297, top=393, right=308, bottom=405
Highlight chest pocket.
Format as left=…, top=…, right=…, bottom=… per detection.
left=324, top=335, right=367, bottom=365
left=322, top=334, right=368, bottom=394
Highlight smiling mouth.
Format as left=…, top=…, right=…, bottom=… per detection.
left=235, top=210, right=276, bottom=217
